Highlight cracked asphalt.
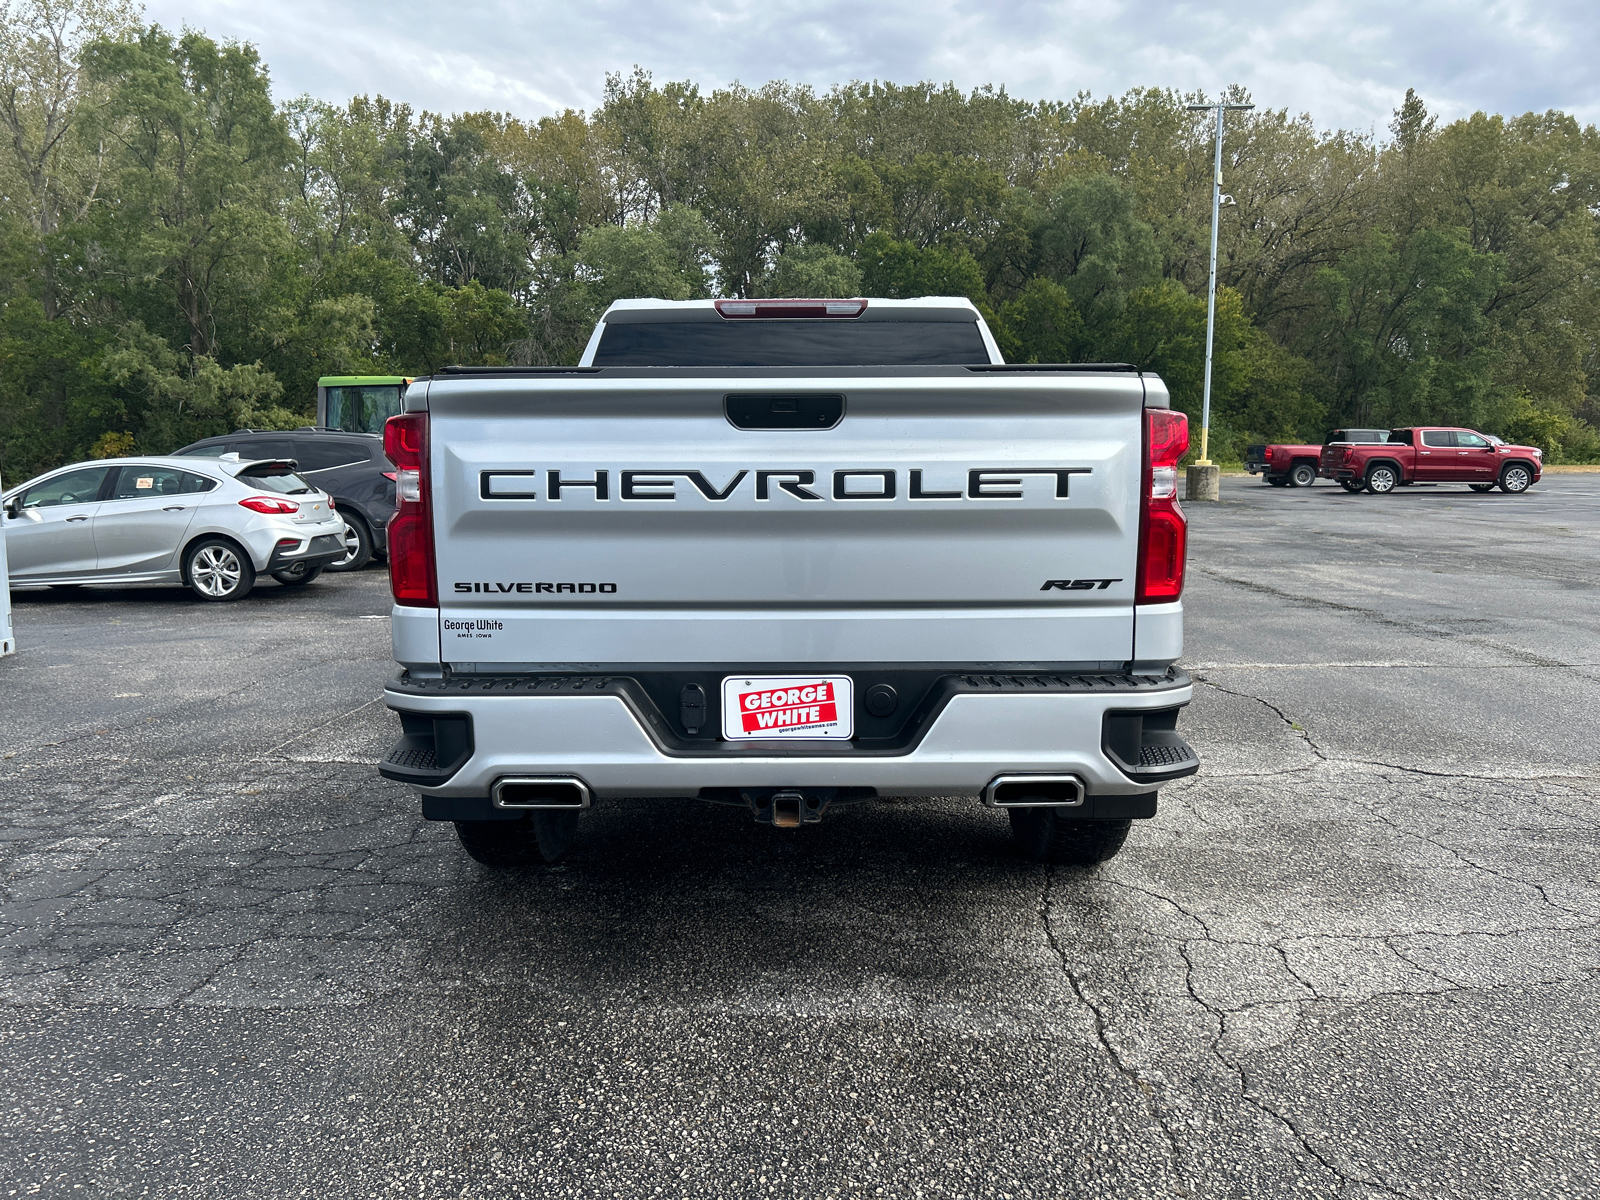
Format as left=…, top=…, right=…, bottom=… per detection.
left=1, top=472, right=1597, bottom=1198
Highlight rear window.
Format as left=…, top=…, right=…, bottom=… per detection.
left=239, top=464, right=315, bottom=495
left=591, top=320, right=991, bottom=367
left=1325, top=429, right=1390, bottom=444
left=176, top=442, right=233, bottom=457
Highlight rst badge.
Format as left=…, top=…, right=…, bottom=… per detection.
left=721, top=676, right=854, bottom=740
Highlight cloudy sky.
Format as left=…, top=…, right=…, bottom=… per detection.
left=139, top=0, right=1600, bottom=134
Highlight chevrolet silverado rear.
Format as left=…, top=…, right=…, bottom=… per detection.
left=378, top=298, right=1199, bottom=867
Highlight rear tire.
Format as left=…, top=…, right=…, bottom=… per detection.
left=454, top=812, right=580, bottom=867
left=1289, top=463, right=1317, bottom=487
left=272, top=563, right=324, bottom=587
left=184, top=537, right=255, bottom=601
left=1009, top=809, right=1133, bottom=866
left=1339, top=479, right=1364, bottom=493
left=1468, top=483, right=1495, bottom=493
left=1365, top=464, right=1399, bottom=494
left=327, top=515, right=373, bottom=572
left=1499, top=464, right=1533, bottom=494
left=1266, top=476, right=1289, bottom=487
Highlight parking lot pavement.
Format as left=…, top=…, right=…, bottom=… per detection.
left=1, top=475, right=1597, bottom=1199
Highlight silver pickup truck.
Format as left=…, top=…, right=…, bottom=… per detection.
left=378, top=297, right=1198, bottom=868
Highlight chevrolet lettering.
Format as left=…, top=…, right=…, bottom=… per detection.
left=480, top=467, right=1093, bottom=502
left=378, top=296, right=1198, bottom=868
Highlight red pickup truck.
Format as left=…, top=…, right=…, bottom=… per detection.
left=1320, top=427, right=1543, bottom=494
left=1247, top=429, right=1391, bottom=487
left=1245, top=442, right=1323, bottom=487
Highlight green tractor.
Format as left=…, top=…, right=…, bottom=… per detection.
left=316, top=376, right=410, bottom=434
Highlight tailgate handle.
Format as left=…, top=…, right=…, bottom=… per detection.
left=725, top=393, right=844, bottom=431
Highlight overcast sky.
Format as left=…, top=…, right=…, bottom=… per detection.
left=139, top=0, right=1600, bottom=135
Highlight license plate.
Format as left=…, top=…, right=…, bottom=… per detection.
left=721, top=675, right=854, bottom=740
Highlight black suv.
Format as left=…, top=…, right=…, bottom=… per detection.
left=175, top=429, right=394, bottom=571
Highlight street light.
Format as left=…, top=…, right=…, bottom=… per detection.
left=1185, top=99, right=1253, bottom=491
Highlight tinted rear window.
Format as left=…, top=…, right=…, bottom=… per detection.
left=592, top=320, right=990, bottom=367
left=239, top=465, right=315, bottom=495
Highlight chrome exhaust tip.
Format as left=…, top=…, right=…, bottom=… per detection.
left=982, top=774, right=1085, bottom=808
left=492, top=776, right=592, bottom=810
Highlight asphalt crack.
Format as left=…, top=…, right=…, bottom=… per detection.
left=1039, top=866, right=1191, bottom=1193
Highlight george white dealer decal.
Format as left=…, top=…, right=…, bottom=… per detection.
left=480, top=468, right=1090, bottom=502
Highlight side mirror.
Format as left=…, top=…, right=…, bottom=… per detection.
left=2, top=497, right=18, bottom=519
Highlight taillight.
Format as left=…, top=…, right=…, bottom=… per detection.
left=384, top=412, right=436, bottom=607
left=714, top=299, right=866, bottom=319
left=239, top=496, right=299, bottom=514
left=1137, top=409, right=1189, bottom=604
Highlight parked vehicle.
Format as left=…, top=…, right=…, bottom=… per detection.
left=1245, top=442, right=1323, bottom=487
left=175, top=429, right=395, bottom=571
left=377, top=296, right=1199, bottom=870
left=1247, top=430, right=1393, bottom=488
left=316, top=376, right=410, bottom=434
left=2, top=457, right=345, bottom=599
left=1320, top=427, right=1543, bottom=494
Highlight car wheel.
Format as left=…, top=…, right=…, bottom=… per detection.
left=1365, top=464, right=1399, bottom=494
left=1339, top=479, right=1364, bottom=493
left=454, top=813, right=580, bottom=867
left=185, top=538, right=255, bottom=601
left=1468, top=483, right=1496, bottom=493
left=326, top=515, right=373, bottom=572
left=1289, top=463, right=1317, bottom=487
left=271, top=563, right=325, bottom=587
left=1499, top=464, right=1533, bottom=494
left=1008, top=809, right=1133, bottom=866
left=1266, top=476, right=1289, bottom=487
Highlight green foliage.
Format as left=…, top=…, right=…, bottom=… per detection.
left=857, top=231, right=987, bottom=301
left=1, top=8, right=1597, bottom=472
left=757, top=244, right=863, bottom=299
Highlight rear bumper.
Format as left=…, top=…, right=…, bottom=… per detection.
left=265, top=532, right=347, bottom=572
left=380, top=667, right=1197, bottom=812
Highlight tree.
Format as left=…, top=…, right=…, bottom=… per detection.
left=0, top=0, right=137, bottom=319
left=82, top=27, right=293, bottom=361
left=757, top=243, right=862, bottom=298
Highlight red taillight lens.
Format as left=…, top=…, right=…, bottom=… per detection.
left=1137, top=409, right=1189, bottom=604
left=239, top=496, right=299, bottom=514
left=384, top=412, right=436, bottom=607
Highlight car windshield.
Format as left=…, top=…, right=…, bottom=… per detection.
left=239, top=464, right=316, bottom=495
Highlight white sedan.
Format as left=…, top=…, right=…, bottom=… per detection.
left=1, top=455, right=347, bottom=601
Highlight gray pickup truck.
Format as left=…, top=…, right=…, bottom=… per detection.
left=378, top=297, right=1198, bottom=868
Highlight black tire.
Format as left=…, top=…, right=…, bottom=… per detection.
left=1289, top=463, right=1317, bottom=487
left=1499, top=463, right=1534, bottom=494
left=1468, top=483, right=1495, bottom=493
left=48, top=583, right=84, bottom=590
left=454, top=812, right=580, bottom=867
left=1266, top=476, right=1289, bottom=487
left=1009, top=809, right=1133, bottom=866
left=272, top=563, right=324, bottom=587
left=184, top=537, right=255, bottom=601
left=326, top=515, right=373, bottom=572
left=1365, top=464, right=1399, bottom=494
left=1339, top=479, right=1364, bottom=493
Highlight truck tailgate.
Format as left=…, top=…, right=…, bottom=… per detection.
left=423, top=371, right=1145, bottom=668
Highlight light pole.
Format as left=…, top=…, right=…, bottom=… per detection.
left=1184, top=99, right=1252, bottom=500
